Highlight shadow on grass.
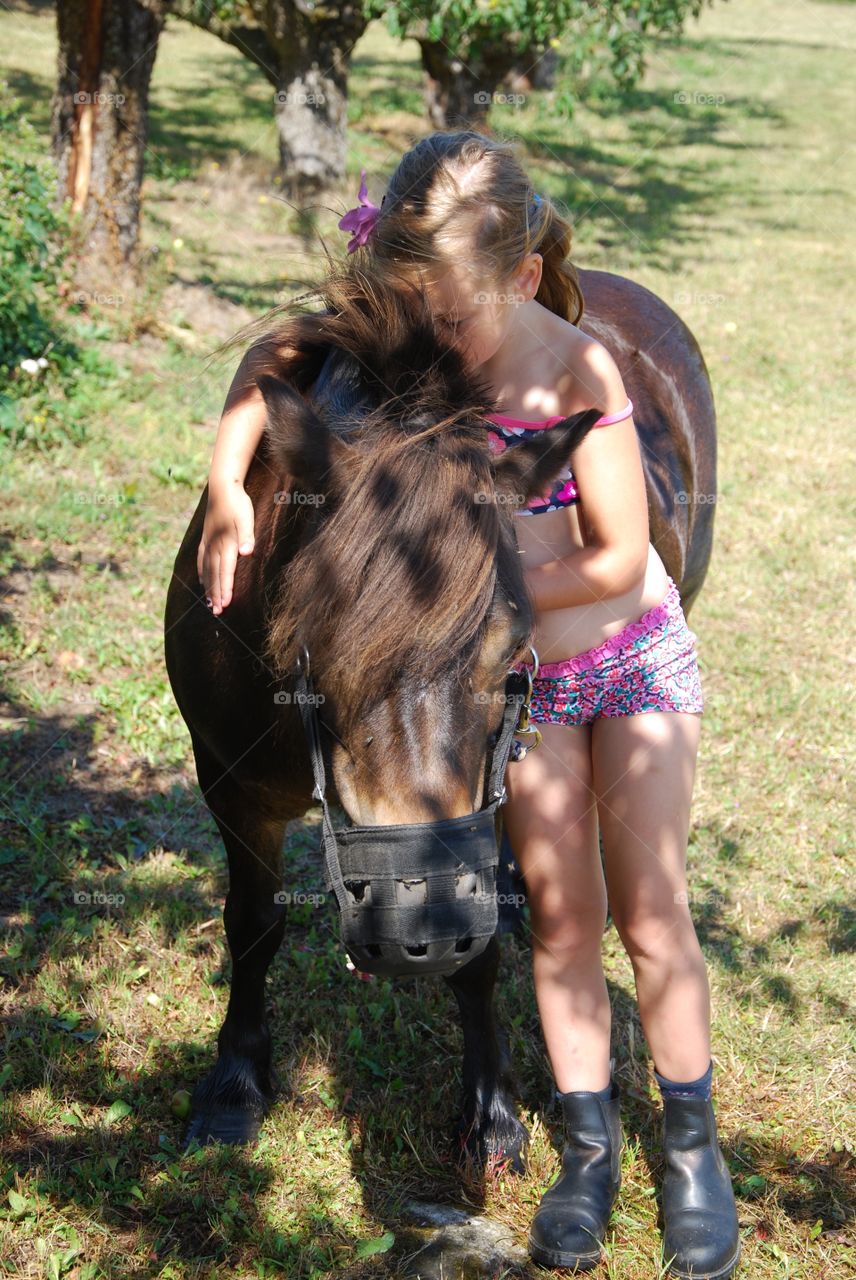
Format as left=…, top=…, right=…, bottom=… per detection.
left=1, top=66, right=54, bottom=131
left=3, top=811, right=852, bottom=1275
left=147, top=61, right=277, bottom=182
left=0, top=695, right=220, bottom=955
left=517, top=90, right=783, bottom=268
left=0, top=687, right=525, bottom=1273
left=348, top=50, right=424, bottom=117
left=2, top=657, right=851, bottom=1275
left=194, top=271, right=320, bottom=316
left=1, top=1010, right=387, bottom=1276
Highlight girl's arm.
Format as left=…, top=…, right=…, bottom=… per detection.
left=524, top=346, right=650, bottom=611
left=197, top=345, right=271, bottom=615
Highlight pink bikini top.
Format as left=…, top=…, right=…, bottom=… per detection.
left=485, top=399, right=634, bottom=516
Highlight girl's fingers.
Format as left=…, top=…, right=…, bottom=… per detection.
left=218, top=542, right=238, bottom=612
left=196, top=542, right=205, bottom=583
left=206, top=550, right=221, bottom=613
left=236, top=516, right=254, bottom=556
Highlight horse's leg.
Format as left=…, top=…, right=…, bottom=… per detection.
left=185, top=743, right=287, bottom=1147
left=443, top=935, right=530, bottom=1174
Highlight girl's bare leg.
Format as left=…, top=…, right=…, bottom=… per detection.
left=504, top=722, right=612, bottom=1093
left=591, top=710, right=711, bottom=1082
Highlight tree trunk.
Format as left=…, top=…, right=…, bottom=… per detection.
left=52, top=0, right=164, bottom=292
left=170, top=1, right=366, bottom=195
left=273, top=32, right=350, bottom=198
left=506, top=45, right=559, bottom=93
left=418, top=39, right=522, bottom=129
left=255, top=2, right=368, bottom=198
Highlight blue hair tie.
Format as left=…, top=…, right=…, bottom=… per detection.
left=532, top=192, right=543, bottom=208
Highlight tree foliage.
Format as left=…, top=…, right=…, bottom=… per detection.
left=0, top=87, right=70, bottom=381
left=370, top=0, right=718, bottom=90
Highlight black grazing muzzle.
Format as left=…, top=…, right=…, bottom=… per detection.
left=292, top=645, right=541, bottom=977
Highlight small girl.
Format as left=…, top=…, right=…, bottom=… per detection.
left=198, top=131, right=740, bottom=1279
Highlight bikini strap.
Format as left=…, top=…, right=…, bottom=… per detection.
left=593, top=398, right=633, bottom=427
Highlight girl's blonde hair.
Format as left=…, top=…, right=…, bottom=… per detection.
left=368, top=128, right=585, bottom=324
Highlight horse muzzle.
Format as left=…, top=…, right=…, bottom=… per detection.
left=293, top=647, right=538, bottom=978
left=326, top=806, right=501, bottom=976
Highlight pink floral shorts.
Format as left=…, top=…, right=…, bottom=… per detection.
left=513, top=578, right=704, bottom=727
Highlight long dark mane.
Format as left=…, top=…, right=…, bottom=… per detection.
left=257, top=268, right=525, bottom=737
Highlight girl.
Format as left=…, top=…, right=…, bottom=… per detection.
left=198, top=131, right=740, bottom=1279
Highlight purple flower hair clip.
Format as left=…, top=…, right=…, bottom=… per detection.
left=338, top=168, right=382, bottom=253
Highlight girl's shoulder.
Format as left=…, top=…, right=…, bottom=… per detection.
left=575, top=334, right=626, bottom=397
left=542, top=311, right=628, bottom=417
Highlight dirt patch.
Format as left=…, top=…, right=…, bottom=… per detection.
left=160, top=278, right=255, bottom=347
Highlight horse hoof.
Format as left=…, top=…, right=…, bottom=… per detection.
left=456, top=1116, right=530, bottom=1176
left=490, top=1121, right=530, bottom=1176
left=183, top=1105, right=265, bottom=1149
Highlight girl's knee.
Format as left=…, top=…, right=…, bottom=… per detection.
left=613, top=906, right=699, bottom=963
left=529, top=894, right=608, bottom=957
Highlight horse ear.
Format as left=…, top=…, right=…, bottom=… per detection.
left=490, top=410, right=604, bottom=509
left=257, top=374, right=347, bottom=491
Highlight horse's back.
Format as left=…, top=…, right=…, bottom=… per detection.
left=578, top=268, right=717, bottom=614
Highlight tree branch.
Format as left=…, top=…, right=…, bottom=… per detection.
left=166, top=0, right=280, bottom=86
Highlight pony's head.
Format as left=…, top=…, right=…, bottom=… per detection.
left=259, top=270, right=601, bottom=824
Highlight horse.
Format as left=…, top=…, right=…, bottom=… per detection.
left=163, top=266, right=716, bottom=1166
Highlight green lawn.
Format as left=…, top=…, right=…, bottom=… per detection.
left=0, top=2, right=853, bottom=1277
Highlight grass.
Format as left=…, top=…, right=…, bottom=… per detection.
left=0, top=1, right=853, bottom=1277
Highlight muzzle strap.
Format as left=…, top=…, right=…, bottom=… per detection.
left=486, top=671, right=531, bottom=804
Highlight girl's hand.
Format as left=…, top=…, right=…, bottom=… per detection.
left=197, top=483, right=256, bottom=614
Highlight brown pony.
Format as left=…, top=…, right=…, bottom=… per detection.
left=164, top=267, right=715, bottom=1164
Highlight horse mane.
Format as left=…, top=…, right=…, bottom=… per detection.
left=259, top=268, right=522, bottom=738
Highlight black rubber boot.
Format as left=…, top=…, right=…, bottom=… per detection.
left=660, top=1095, right=741, bottom=1278
left=528, top=1081, right=622, bottom=1270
